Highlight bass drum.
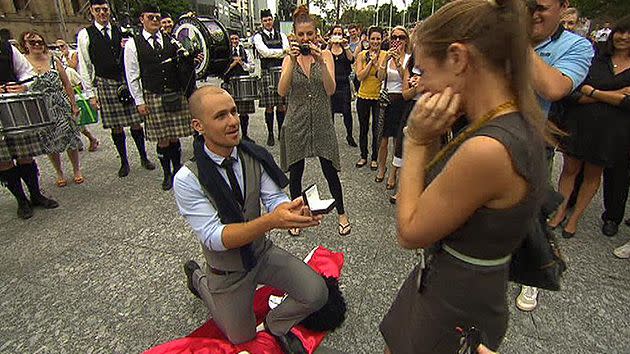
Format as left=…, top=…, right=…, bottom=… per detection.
left=173, top=15, right=230, bottom=79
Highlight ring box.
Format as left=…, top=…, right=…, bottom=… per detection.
left=302, top=184, right=335, bottom=215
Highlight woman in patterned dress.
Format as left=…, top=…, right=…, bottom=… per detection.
left=277, top=6, right=351, bottom=236
left=21, top=31, right=84, bottom=186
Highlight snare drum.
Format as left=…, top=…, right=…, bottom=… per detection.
left=268, top=67, right=282, bottom=90
left=229, top=75, right=259, bottom=101
left=0, top=93, right=53, bottom=136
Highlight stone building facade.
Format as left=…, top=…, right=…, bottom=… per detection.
left=0, top=0, right=90, bottom=43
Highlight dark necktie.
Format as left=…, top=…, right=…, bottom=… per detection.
left=151, top=34, right=162, bottom=52
left=221, top=157, right=255, bottom=270
left=221, top=157, right=244, bottom=207
left=102, top=27, right=110, bottom=41
left=233, top=48, right=238, bottom=57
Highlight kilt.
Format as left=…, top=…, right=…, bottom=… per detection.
left=0, top=132, right=46, bottom=161
left=143, top=91, right=193, bottom=142
left=236, top=100, right=256, bottom=114
left=94, top=77, right=143, bottom=129
left=259, top=70, right=286, bottom=108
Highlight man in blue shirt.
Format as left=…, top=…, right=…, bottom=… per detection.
left=516, top=0, right=594, bottom=313
left=174, top=86, right=327, bottom=353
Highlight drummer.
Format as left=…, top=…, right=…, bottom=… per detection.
left=252, top=9, right=289, bottom=147
left=0, top=36, right=59, bottom=219
left=224, top=33, right=255, bottom=143
left=124, top=4, right=194, bottom=191
left=77, top=0, right=156, bottom=178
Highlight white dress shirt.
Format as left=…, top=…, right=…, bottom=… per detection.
left=124, top=29, right=165, bottom=106
left=77, top=21, right=113, bottom=98
left=10, top=45, right=36, bottom=82
left=173, top=145, right=290, bottom=251
left=252, top=29, right=289, bottom=59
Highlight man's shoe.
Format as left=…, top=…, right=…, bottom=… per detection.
left=30, top=195, right=59, bottom=209
left=273, top=331, right=307, bottom=354
left=346, top=135, right=357, bottom=147
left=602, top=220, right=619, bottom=237
left=17, top=200, right=33, bottom=219
left=141, top=158, right=156, bottom=170
left=613, top=241, right=630, bottom=259
left=162, top=175, right=173, bottom=191
left=266, top=134, right=275, bottom=147
left=183, top=260, right=201, bottom=299
left=516, top=286, right=539, bottom=312
left=118, top=163, right=130, bottom=177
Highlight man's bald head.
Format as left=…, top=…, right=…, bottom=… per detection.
left=189, top=86, right=231, bottom=120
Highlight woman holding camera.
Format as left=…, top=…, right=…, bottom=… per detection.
left=278, top=6, right=351, bottom=237
left=375, top=26, right=411, bottom=188
left=355, top=27, right=387, bottom=169
left=328, top=25, right=356, bottom=147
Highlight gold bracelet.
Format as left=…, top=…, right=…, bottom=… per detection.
left=403, top=127, right=434, bottom=146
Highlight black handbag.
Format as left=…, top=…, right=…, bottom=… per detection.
left=509, top=188, right=567, bottom=291
left=161, top=91, right=182, bottom=112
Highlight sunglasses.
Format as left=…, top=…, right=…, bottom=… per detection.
left=145, top=14, right=162, bottom=21
left=391, top=35, right=408, bottom=41
left=27, top=40, right=45, bottom=46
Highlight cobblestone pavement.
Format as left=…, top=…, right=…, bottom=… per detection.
left=1, top=80, right=629, bottom=353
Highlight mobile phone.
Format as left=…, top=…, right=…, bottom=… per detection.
left=331, top=35, right=342, bottom=43
left=299, top=43, right=311, bottom=55
left=456, top=326, right=482, bottom=354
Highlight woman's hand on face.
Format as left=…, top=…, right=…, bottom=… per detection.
left=406, top=87, right=461, bottom=145
left=289, top=41, right=300, bottom=61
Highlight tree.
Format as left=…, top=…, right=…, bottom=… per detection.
left=571, top=0, right=630, bottom=21
left=111, top=0, right=191, bottom=19
left=339, top=6, right=376, bottom=29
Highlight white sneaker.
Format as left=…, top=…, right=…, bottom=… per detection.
left=613, top=241, right=630, bottom=259
left=516, top=286, right=539, bottom=312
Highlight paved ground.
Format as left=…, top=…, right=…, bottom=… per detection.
left=1, top=82, right=629, bottom=353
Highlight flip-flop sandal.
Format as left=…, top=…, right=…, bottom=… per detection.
left=74, top=176, right=85, bottom=184
left=288, top=228, right=301, bottom=237
left=389, top=195, right=397, bottom=204
left=56, top=178, right=67, bottom=187
left=338, top=223, right=352, bottom=236
left=386, top=182, right=396, bottom=190
left=375, top=167, right=387, bottom=183
left=370, top=161, right=378, bottom=171
left=355, top=159, right=367, bottom=168
left=88, top=139, right=99, bottom=152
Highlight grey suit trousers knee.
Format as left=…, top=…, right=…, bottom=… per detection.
left=192, top=243, right=328, bottom=344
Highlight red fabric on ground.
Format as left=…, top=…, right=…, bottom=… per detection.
left=144, top=246, right=344, bottom=354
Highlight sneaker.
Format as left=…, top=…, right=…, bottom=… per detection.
left=613, top=241, right=630, bottom=259
left=516, top=286, right=539, bottom=312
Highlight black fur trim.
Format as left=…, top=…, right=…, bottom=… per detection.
left=299, top=276, right=346, bottom=332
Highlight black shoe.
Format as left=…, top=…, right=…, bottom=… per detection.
left=141, top=158, right=156, bottom=170
left=561, top=229, right=576, bottom=239
left=17, top=200, right=33, bottom=219
left=183, top=260, right=201, bottom=299
left=346, top=136, right=357, bottom=147
left=266, top=134, right=275, bottom=147
left=602, top=220, right=619, bottom=237
left=118, top=163, right=130, bottom=177
left=162, top=175, right=173, bottom=191
left=30, top=194, right=59, bottom=209
left=272, top=331, right=307, bottom=354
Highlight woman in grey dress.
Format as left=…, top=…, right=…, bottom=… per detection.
left=380, top=0, right=550, bottom=352
left=277, top=6, right=351, bottom=237
left=21, top=31, right=84, bottom=187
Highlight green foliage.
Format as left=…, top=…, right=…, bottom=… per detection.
left=111, top=0, right=191, bottom=19
left=571, top=0, right=630, bottom=21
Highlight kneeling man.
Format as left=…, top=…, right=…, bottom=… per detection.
left=174, top=86, right=327, bottom=353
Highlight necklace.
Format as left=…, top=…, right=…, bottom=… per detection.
left=425, top=100, right=518, bottom=172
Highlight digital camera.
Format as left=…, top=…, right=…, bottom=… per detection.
left=299, top=43, right=311, bottom=55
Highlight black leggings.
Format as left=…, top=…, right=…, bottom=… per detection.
left=288, top=158, right=345, bottom=215
left=356, top=98, right=380, bottom=161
